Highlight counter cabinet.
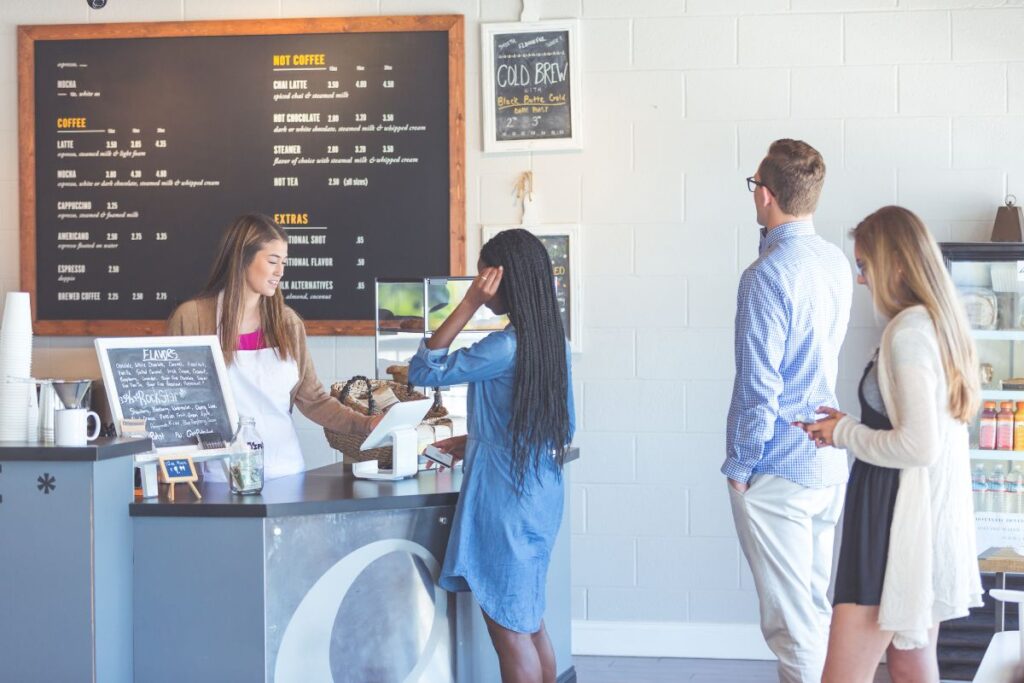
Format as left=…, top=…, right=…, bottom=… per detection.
left=131, top=454, right=577, bottom=683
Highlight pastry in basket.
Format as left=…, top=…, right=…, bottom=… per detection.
left=386, top=364, right=410, bottom=385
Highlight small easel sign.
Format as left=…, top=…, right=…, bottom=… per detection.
left=157, top=454, right=201, bottom=502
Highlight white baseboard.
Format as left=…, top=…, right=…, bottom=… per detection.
left=572, top=620, right=775, bottom=661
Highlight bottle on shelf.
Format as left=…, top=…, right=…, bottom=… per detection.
left=997, top=401, right=1015, bottom=451
left=972, top=462, right=988, bottom=492
left=987, top=462, right=1003, bottom=493
left=990, top=463, right=1007, bottom=493
left=1015, top=401, right=1024, bottom=452
left=980, top=401, right=998, bottom=450
left=1008, top=464, right=1024, bottom=493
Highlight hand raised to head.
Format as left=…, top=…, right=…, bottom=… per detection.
left=464, top=266, right=503, bottom=309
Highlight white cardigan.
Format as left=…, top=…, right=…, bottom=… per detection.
left=833, top=305, right=983, bottom=650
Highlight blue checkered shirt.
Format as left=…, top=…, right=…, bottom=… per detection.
left=722, top=221, right=852, bottom=488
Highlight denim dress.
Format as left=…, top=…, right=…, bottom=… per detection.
left=408, top=328, right=575, bottom=633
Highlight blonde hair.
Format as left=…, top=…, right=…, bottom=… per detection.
left=852, top=206, right=980, bottom=422
left=198, top=214, right=296, bottom=365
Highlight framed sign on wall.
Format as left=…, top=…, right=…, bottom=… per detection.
left=482, top=224, right=582, bottom=352
left=480, top=20, right=582, bottom=152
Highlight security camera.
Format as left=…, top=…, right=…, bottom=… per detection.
left=87, top=0, right=107, bottom=8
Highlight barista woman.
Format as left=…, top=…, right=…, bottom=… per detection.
left=167, top=213, right=379, bottom=481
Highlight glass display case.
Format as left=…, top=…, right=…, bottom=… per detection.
left=942, top=243, right=1024, bottom=551
left=375, top=277, right=510, bottom=418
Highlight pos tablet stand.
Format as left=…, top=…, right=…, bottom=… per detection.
left=352, top=399, right=433, bottom=481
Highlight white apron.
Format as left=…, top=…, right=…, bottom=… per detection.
left=202, top=346, right=304, bottom=483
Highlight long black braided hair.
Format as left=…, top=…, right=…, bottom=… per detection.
left=480, top=229, right=571, bottom=493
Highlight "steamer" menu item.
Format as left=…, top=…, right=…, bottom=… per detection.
left=20, top=17, right=466, bottom=335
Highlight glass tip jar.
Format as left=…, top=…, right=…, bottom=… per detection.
left=230, top=416, right=264, bottom=495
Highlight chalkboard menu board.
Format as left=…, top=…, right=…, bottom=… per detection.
left=482, top=21, right=581, bottom=152
left=96, top=337, right=237, bottom=450
left=19, top=17, right=466, bottom=336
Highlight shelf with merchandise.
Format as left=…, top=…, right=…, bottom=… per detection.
left=982, top=390, right=1024, bottom=401
left=970, top=449, right=1024, bottom=462
left=972, top=330, right=1024, bottom=342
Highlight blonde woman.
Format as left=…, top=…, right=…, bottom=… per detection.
left=798, top=206, right=983, bottom=683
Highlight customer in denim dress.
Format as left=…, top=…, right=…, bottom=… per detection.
left=409, top=229, right=574, bottom=683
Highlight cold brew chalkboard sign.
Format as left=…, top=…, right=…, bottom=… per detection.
left=19, top=17, right=466, bottom=336
left=95, top=335, right=238, bottom=451
left=482, top=21, right=581, bottom=152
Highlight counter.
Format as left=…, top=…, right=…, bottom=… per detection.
left=0, top=437, right=154, bottom=683
left=131, top=448, right=578, bottom=683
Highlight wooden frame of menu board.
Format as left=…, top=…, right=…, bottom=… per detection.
left=19, top=16, right=466, bottom=336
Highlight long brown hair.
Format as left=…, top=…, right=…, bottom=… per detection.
left=852, top=206, right=980, bottom=422
left=199, top=214, right=296, bottom=365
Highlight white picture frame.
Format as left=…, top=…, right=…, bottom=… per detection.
left=94, top=335, right=239, bottom=459
left=481, top=20, right=582, bottom=153
left=482, top=224, right=583, bottom=353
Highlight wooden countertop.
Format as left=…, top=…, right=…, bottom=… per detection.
left=979, top=546, right=1024, bottom=574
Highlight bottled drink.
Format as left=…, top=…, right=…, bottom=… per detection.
left=998, top=401, right=1015, bottom=451
left=972, top=463, right=988, bottom=492
left=980, top=401, right=998, bottom=450
left=1015, top=402, right=1024, bottom=451
left=230, top=416, right=264, bottom=495
left=1008, top=465, right=1024, bottom=493
left=990, top=463, right=1007, bottom=493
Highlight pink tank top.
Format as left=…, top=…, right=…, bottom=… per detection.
left=238, top=329, right=266, bottom=351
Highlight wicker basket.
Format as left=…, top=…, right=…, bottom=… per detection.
left=324, top=375, right=448, bottom=468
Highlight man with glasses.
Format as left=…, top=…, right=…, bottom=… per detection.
left=723, top=139, right=852, bottom=683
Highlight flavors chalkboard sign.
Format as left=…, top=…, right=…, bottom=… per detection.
left=482, top=21, right=581, bottom=152
left=95, top=335, right=238, bottom=452
left=19, top=17, right=466, bottom=336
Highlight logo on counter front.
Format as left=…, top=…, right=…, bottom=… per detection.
left=37, top=473, right=56, bottom=494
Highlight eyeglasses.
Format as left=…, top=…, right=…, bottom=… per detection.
left=746, top=176, right=772, bottom=194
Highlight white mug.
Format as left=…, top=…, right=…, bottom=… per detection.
left=54, top=408, right=101, bottom=447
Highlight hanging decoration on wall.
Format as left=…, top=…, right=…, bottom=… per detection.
left=483, top=171, right=583, bottom=352
left=481, top=3, right=582, bottom=153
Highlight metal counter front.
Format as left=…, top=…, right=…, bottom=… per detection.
left=130, top=452, right=578, bottom=683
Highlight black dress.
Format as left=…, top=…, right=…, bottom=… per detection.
left=832, top=355, right=899, bottom=606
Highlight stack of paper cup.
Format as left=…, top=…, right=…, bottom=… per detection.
left=0, top=292, right=33, bottom=441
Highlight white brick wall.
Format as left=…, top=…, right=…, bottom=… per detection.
left=5, top=0, right=1024, bottom=659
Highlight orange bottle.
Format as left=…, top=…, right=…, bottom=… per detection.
left=997, top=401, right=1015, bottom=451
left=1015, top=401, right=1024, bottom=451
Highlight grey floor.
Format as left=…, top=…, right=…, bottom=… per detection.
left=573, top=656, right=894, bottom=682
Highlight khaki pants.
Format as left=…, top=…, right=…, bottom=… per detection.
left=729, top=474, right=845, bottom=683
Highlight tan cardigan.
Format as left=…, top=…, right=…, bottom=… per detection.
left=166, top=297, right=374, bottom=437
